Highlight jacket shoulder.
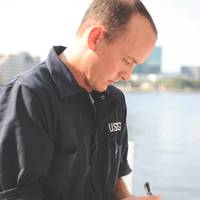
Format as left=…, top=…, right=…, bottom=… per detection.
left=1, top=62, right=53, bottom=96
left=107, top=85, right=126, bottom=103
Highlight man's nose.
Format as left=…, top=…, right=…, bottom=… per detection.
left=118, top=69, right=133, bottom=81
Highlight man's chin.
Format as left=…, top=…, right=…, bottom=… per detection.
left=96, top=88, right=107, bottom=92
left=94, top=85, right=108, bottom=92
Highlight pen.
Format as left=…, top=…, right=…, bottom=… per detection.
left=144, top=182, right=153, bottom=195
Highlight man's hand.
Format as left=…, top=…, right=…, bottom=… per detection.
left=122, top=194, right=161, bottom=200
left=114, top=178, right=161, bottom=200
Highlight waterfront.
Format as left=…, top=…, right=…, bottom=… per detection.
left=125, top=92, right=200, bottom=200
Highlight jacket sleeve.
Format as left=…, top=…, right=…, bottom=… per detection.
left=118, top=125, right=132, bottom=178
left=118, top=100, right=132, bottom=178
left=0, top=83, right=54, bottom=200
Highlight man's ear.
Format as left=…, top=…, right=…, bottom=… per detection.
left=87, top=26, right=106, bottom=51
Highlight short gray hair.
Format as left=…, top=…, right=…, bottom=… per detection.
left=77, top=0, right=157, bottom=41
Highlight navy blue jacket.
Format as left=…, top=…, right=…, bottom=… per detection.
left=0, top=46, right=131, bottom=200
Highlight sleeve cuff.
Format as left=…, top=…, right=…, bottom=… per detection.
left=0, top=185, right=43, bottom=200
left=118, top=160, right=132, bottom=178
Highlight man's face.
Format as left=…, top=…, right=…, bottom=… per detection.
left=84, top=14, right=157, bottom=92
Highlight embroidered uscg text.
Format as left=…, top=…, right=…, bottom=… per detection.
left=108, top=122, right=121, bottom=133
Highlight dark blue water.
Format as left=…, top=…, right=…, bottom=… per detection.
left=125, top=92, right=200, bottom=200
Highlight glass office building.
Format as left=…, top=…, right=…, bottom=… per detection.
left=0, top=52, right=40, bottom=83
left=181, top=65, right=200, bottom=80
left=134, top=46, right=162, bottom=74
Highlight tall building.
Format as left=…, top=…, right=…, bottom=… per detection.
left=181, top=65, right=200, bottom=80
left=134, top=46, right=162, bottom=74
left=0, top=52, right=40, bottom=83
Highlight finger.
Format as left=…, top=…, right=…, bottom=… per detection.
left=150, top=195, right=161, bottom=200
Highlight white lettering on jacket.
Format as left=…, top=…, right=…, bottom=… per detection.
left=108, top=122, right=121, bottom=133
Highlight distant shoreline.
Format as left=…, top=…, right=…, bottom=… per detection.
left=116, top=85, right=200, bottom=94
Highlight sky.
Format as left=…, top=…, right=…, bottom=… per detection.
left=0, top=0, right=200, bottom=73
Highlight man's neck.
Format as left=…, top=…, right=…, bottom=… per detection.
left=59, top=49, right=92, bottom=92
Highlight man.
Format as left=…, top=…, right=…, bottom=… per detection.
left=0, top=0, right=160, bottom=200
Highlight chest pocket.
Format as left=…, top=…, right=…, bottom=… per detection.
left=43, top=151, right=78, bottom=200
left=109, top=137, right=122, bottom=182
left=103, top=135, right=122, bottom=200
left=106, top=119, right=124, bottom=178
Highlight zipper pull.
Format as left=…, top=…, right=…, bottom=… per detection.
left=88, top=93, right=94, bottom=105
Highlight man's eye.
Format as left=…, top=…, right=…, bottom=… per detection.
left=122, top=58, right=131, bottom=65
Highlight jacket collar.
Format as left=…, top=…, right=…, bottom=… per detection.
left=46, top=46, right=85, bottom=98
left=46, top=46, right=121, bottom=117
